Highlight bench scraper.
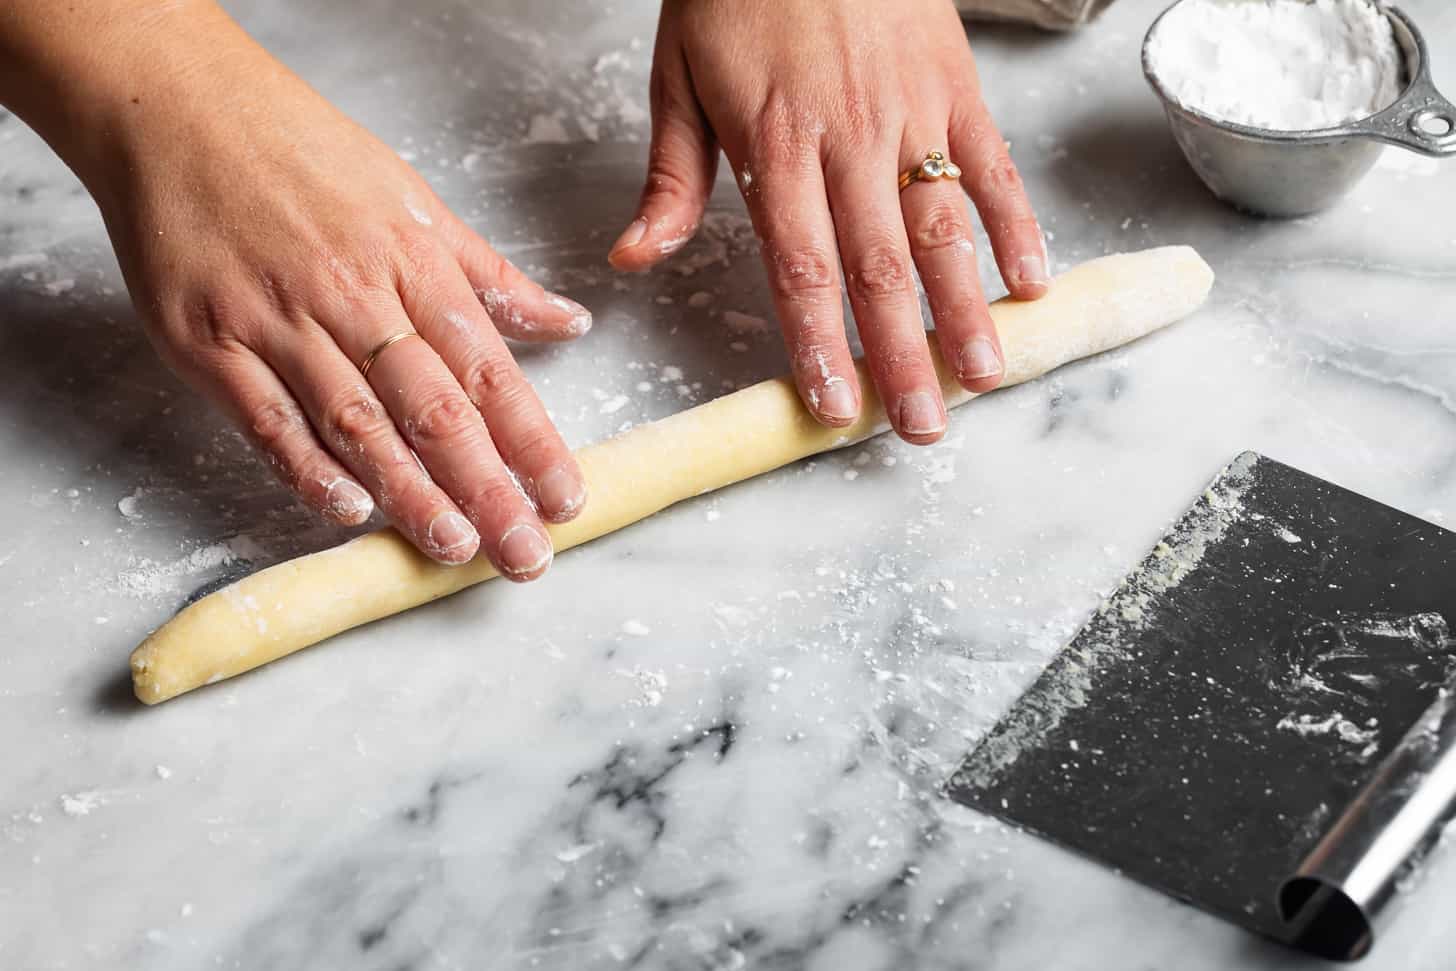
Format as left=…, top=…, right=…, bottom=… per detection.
left=948, top=451, right=1456, bottom=961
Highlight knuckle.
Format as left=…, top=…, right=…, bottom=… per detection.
left=835, top=88, right=881, bottom=142
left=914, top=203, right=973, bottom=253
left=407, top=389, right=479, bottom=446
left=462, top=353, right=522, bottom=406
left=325, top=391, right=388, bottom=446
left=748, top=98, right=815, bottom=172
left=766, top=246, right=838, bottom=299
left=846, top=244, right=914, bottom=301
left=976, top=154, right=1025, bottom=200
left=391, top=228, right=448, bottom=285
left=249, top=398, right=307, bottom=454
left=254, top=269, right=304, bottom=320
left=179, top=292, right=248, bottom=346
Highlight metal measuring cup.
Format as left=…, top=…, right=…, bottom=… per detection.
left=1142, top=2, right=1456, bottom=217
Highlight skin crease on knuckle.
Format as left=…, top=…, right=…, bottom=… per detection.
left=462, top=354, right=525, bottom=412
left=846, top=243, right=915, bottom=303
left=975, top=153, right=1025, bottom=203
left=406, top=388, right=479, bottom=447
left=767, top=245, right=837, bottom=300
left=325, top=391, right=391, bottom=457
left=249, top=397, right=308, bottom=455
left=914, top=203, right=973, bottom=255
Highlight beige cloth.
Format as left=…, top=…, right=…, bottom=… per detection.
left=955, top=0, right=1117, bottom=29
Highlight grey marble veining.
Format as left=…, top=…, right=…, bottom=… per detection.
left=2, top=1, right=1454, bottom=968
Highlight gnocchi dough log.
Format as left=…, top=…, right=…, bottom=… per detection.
left=130, top=246, right=1215, bottom=704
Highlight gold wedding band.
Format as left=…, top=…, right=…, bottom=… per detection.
left=898, top=150, right=963, bottom=192
left=359, top=332, right=421, bottom=378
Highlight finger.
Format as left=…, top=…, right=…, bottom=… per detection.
left=266, top=323, right=481, bottom=566
left=207, top=342, right=375, bottom=526
left=359, top=313, right=556, bottom=582
left=442, top=217, right=593, bottom=343
left=741, top=153, right=860, bottom=426
left=825, top=145, right=946, bottom=445
left=407, top=271, right=586, bottom=528
left=608, top=40, right=719, bottom=272
left=949, top=105, right=1049, bottom=300
left=899, top=146, right=1004, bottom=393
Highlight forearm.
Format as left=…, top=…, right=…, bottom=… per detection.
left=0, top=0, right=267, bottom=191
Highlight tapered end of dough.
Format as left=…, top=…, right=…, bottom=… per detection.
left=129, top=643, right=167, bottom=706
left=1159, top=244, right=1216, bottom=306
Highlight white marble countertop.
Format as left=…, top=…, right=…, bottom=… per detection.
left=3, top=1, right=1454, bottom=967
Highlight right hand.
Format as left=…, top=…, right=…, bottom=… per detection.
left=69, top=9, right=590, bottom=577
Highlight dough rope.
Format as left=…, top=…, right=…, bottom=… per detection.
left=130, top=246, right=1215, bottom=704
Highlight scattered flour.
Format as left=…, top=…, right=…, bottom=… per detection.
left=668, top=210, right=756, bottom=277
left=114, top=536, right=267, bottom=601
left=555, top=842, right=601, bottom=863
left=0, top=252, right=47, bottom=272
left=1277, top=711, right=1380, bottom=748
left=722, top=310, right=769, bottom=334
left=621, top=619, right=651, bottom=637
left=615, top=667, right=666, bottom=707
left=59, top=791, right=106, bottom=817
left=117, top=488, right=147, bottom=519
left=1146, top=0, right=1403, bottom=131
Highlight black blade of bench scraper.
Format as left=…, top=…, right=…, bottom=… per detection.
left=946, top=451, right=1456, bottom=958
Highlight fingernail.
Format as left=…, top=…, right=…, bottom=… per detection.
left=534, top=463, right=585, bottom=521
left=498, top=523, right=554, bottom=578
left=427, top=511, right=479, bottom=561
left=610, top=217, right=648, bottom=255
left=1015, top=252, right=1050, bottom=289
left=896, top=390, right=946, bottom=438
left=958, top=337, right=1003, bottom=381
left=546, top=294, right=593, bottom=336
left=325, top=478, right=374, bottom=523
left=816, top=378, right=858, bottom=423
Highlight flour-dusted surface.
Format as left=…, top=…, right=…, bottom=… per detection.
left=2, top=0, right=1456, bottom=969
left=1146, top=0, right=1403, bottom=131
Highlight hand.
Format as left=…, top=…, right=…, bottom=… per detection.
left=610, top=0, right=1048, bottom=444
left=51, top=7, right=591, bottom=575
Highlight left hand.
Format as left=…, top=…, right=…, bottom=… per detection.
left=609, top=0, right=1048, bottom=445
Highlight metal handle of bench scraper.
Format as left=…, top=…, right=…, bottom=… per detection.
left=1278, top=688, right=1456, bottom=961
left=1344, top=7, right=1456, bottom=156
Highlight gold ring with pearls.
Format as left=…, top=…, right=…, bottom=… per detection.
left=898, top=151, right=963, bottom=192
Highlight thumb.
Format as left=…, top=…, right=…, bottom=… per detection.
left=608, top=48, right=719, bottom=272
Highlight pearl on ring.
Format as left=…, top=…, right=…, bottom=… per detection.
left=900, top=151, right=963, bottom=191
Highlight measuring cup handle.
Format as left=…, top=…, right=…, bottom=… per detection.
left=1361, top=76, right=1456, bottom=157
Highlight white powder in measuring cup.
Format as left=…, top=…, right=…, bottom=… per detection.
left=1146, top=0, right=1404, bottom=131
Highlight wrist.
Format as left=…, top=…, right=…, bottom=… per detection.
left=0, top=0, right=261, bottom=198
